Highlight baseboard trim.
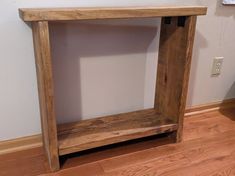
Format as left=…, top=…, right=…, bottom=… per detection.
left=185, top=98, right=235, bottom=117
left=0, top=134, right=42, bottom=155
left=1, top=98, right=235, bottom=155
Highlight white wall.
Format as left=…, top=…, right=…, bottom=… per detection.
left=187, top=0, right=235, bottom=106
left=0, top=0, right=235, bottom=141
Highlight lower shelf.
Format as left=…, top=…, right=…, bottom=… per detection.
left=57, top=109, right=178, bottom=155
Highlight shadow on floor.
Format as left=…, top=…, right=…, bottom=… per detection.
left=60, top=132, right=174, bottom=168
left=219, top=108, right=235, bottom=121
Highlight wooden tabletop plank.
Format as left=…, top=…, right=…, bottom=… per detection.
left=19, top=6, right=207, bottom=21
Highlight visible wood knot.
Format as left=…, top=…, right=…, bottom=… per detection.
left=164, top=74, right=168, bottom=83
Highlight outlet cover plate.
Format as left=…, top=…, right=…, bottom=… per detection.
left=211, top=57, right=223, bottom=76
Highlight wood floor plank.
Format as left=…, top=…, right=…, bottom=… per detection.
left=101, top=153, right=190, bottom=176
left=0, top=148, right=49, bottom=176
left=41, top=162, right=104, bottom=176
left=102, top=154, right=235, bottom=176
left=159, top=153, right=235, bottom=176
left=183, top=109, right=235, bottom=141
left=199, top=163, right=235, bottom=176
left=100, top=131, right=235, bottom=175
left=99, top=129, right=235, bottom=172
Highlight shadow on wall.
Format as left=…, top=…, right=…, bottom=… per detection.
left=219, top=82, right=235, bottom=121
left=50, top=20, right=158, bottom=124
left=215, top=0, right=235, bottom=18
left=187, top=30, right=208, bottom=107
left=224, top=82, right=235, bottom=100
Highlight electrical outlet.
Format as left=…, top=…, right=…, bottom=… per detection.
left=211, top=57, right=223, bottom=76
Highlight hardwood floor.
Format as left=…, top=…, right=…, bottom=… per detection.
left=0, top=108, right=235, bottom=176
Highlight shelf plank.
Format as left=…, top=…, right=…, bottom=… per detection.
left=19, top=6, right=207, bottom=22
left=57, top=109, right=177, bottom=155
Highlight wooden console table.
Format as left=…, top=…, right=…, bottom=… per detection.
left=19, top=6, right=207, bottom=171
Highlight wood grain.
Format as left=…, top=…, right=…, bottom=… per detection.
left=1, top=108, right=235, bottom=176
left=19, top=6, right=207, bottom=21
left=155, top=16, right=197, bottom=142
left=102, top=140, right=235, bottom=176
left=184, top=109, right=235, bottom=141
left=32, top=21, right=60, bottom=171
left=0, top=147, right=50, bottom=176
left=58, top=109, right=177, bottom=155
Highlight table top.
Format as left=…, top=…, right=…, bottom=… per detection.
left=19, top=6, right=207, bottom=22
